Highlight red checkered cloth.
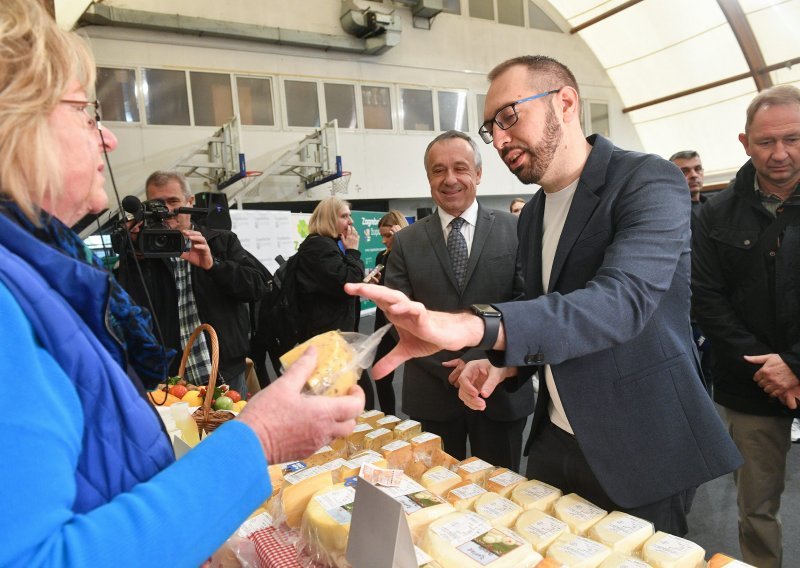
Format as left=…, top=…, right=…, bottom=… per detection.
left=248, top=526, right=301, bottom=568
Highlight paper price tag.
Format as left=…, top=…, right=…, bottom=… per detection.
left=360, top=462, right=404, bottom=487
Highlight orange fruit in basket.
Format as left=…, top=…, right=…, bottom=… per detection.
left=147, top=390, right=181, bottom=406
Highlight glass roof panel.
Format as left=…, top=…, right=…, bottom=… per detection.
left=746, top=0, right=800, bottom=64
left=548, top=0, right=632, bottom=26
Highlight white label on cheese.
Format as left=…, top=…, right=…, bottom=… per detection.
left=490, top=471, right=526, bottom=487
left=314, top=486, right=356, bottom=510
left=605, top=515, right=651, bottom=536
left=412, top=432, right=439, bottom=444
left=344, top=451, right=384, bottom=468
left=456, top=527, right=525, bottom=564
left=460, top=459, right=493, bottom=474
left=563, top=502, right=605, bottom=521
left=649, top=535, right=698, bottom=557
left=318, top=458, right=346, bottom=472
left=378, top=415, right=400, bottom=425
left=366, top=427, right=392, bottom=439
left=352, top=423, right=373, bottom=433
left=451, top=483, right=487, bottom=499
left=557, top=536, right=608, bottom=559
left=414, top=546, right=433, bottom=565
left=519, top=484, right=558, bottom=500
left=394, top=490, right=445, bottom=514
left=432, top=513, right=492, bottom=546
left=382, top=440, right=411, bottom=452
left=476, top=497, right=519, bottom=519
left=237, top=512, right=272, bottom=537
left=613, top=558, right=652, bottom=568
left=313, top=445, right=333, bottom=455
left=427, top=468, right=461, bottom=482
left=360, top=463, right=404, bottom=487
left=361, top=410, right=382, bottom=418
left=284, top=465, right=324, bottom=485
left=395, top=419, right=421, bottom=432
left=379, top=476, right=426, bottom=498
left=524, top=516, right=567, bottom=539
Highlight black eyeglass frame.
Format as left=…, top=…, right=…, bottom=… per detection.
left=60, top=99, right=102, bottom=129
left=478, top=89, right=561, bottom=144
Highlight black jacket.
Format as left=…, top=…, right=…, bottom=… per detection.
left=295, top=234, right=364, bottom=341
left=117, top=226, right=269, bottom=386
left=692, top=160, right=800, bottom=416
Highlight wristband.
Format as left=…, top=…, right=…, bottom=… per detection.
left=470, top=304, right=502, bottom=350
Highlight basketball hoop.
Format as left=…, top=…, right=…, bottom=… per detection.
left=330, top=171, right=351, bottom=195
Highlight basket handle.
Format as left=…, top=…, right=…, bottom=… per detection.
left=178, top=323, right=220, bottom=418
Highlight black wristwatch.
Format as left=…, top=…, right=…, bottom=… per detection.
left=470, top=304, right=502, bottom=350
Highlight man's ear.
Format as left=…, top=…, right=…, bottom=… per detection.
left=475, top=167, right=482, bottom=185
left=188, top=195, right=195, bottom=206
left=738, top=132, right=751, bottom=156
left=559, top=87, right=581, bottom=124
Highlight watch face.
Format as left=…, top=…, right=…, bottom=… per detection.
left=472, top=304, right=501, bottom=317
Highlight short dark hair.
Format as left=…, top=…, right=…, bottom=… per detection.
left=423, top=130, right=482, bottom=172
left=669, top=150, right=699, bottom=162
left=488, top=55, right=580, bottom=98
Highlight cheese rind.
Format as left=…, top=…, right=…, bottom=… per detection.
left=381, top=439, right=413, bottom=470
left=411, top=432, right=443, bottom=463
left=588, top=511, right=654, bottom=554
left=707, top=553, right=756, bottom=568
left=422, top=466, right=464, bottom=497
left=279, top=465, right=333, bottom=528
left=511, top=479, right=563, bottom=513
left=473, top=492, right=523, bottom=528
left=552, top=493, right=607, bottom=535
left=641, top=532, right=705, bottom=568
left=546, top=533, right=612, bottom=567
left=514, top=508, right=570, bottom=553
left=486, top=468, right=527, bottom=497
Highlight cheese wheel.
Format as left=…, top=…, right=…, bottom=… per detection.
left=395, top=419, right=423, bottom=441
left=641, top=532, right=705, bottom=568
left=546, top=533, right=612, bottom=567
left=301, top=483, right=356, bottom=567
left=377, top=414, right=402, bottom=430
left=588, top=511, right=654, bottom=554
left=511, top=479, right=562, bottom=513
left=381, top=439, right=413, bottom=470
left=422, top=511, right=543, bottom=568
left=599, top=551, right=656, bottom=567
left=456, top=457, right=495, bottom=486
left=514, top=508, right=570, bottom=553
left=357, top=409, right=385, bottom=428
left=279, top=330, right=358, bottom=396
left=486, top=468, right=527, bottom=497
left=707, top=553, right=756, bottom=568
left=422, top=466, right=464, bottom=497
left=364, top=427, right=394, bottom=452
left=377, top=474, right=456, bottom=543
left=279, top=465, right=333, bottom=528
left=552, top=493, right=607, bottom=535
left=446, top=481, right=488, bottom=510
left=473, top=492, right=523, bottom=528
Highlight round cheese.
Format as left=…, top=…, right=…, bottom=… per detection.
left=642, top=531, right=705, bottom=568
left=511, top=479, right=562, bottom=513
left=552, top=493, right=607, bottom=535
left=588, top=511, right=654, bottom=554
left=473, top=492, right=523, bottom=528
left=422, top=466, right=464, bottom=497
left=514, top=508, right=570, bottom=553
left=301, top=483, right=356, bottom=566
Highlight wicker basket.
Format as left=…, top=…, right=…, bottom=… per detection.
left=180, top=323, right=235, bottom=438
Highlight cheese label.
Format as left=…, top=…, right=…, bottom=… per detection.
left=456, top=527, right=525, bottom=564
left=282, top=461, right=307, bottom=474
left=518, top=484, right=558, bottom=500
left=382, top=440, right=411, bottom=452
left=432, top=512, right=493, bottom=546
left=361, top=410, right=382, bottom=419
left=555, top=535, right=608, bottom=559
left=489, top=471, right=526, bottom=487
left=395, top=420, right=421, bottom=432
left=379, top=476, right=426, bottom=498
left=605, top=515, right=651, bottom=536
left=611, top=558, right=652, bottom=567
left=317, top=458, right=346, bottom=472
left=366, top=427, right=392, bottom=439
left=344, top=451, right=384, bottom=468
left=314, top=486, right=356, bottom=524
left=426, top=468, right=461, bottom=482
left=476, top=496, right=519, bottom=519
left=460, top=459, right=493, bottom=474
left=395, top=490, right=446, bottom=515
left=563, top=502, right=605, bottom=521
left=450, top=483, right=487, bottom=499
left=284, top=465, right=323, bottom=485
left=523, top=515, right=567, bottom=539
left=378, top=415, right=401, bottom=426
left=648, top=535, right=697, bottom=557
left=360, top=463, right=404, bottom=487
left=412, top=432, right=440, bottom=444
left=352, top=423, right=373, bottom=433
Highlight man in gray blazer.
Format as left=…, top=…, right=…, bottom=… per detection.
left=385, top=130, right=532, bottom=471
left=349, top=56, right=741, bottom=535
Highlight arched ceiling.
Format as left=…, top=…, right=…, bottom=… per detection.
left=543, top=0, right=800, bottom=184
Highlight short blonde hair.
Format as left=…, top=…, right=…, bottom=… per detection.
left=378, top=210, right=408, bottom=230
left=309, top=197, right=351, bottom=238
left=0, top=0, right=96, bottom=222
left=745, top=84, right=800, bottom=134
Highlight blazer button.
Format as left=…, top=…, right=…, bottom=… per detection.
left=524, top=354, right=536, bottom=365
left=534, top=352, right=545, bottom=364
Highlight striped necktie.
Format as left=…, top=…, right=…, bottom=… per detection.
left=447, top=217, right=468, bottom=290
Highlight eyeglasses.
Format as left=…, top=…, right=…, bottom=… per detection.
left=60, top=99, right=102, bottom=130
left=478, top=89, right=560, bottom=144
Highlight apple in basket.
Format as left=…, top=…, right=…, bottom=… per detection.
left=214, top=396, right=234, bottom=411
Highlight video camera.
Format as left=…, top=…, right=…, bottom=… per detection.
left=111, top=195, right=208, bottom=258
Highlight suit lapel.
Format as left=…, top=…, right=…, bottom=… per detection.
left=464, top=205, right=492, bottom=286
left=425, top=211, right=461, bottom=291
left=524, top=191, right=546, bottom=298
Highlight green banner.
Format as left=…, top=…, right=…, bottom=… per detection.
left=352, top=210, right=387, bottom=313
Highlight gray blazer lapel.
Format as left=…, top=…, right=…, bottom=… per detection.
left=464, top=205, right=493, bottom=285
left=425, top=211, right=461, bottom=291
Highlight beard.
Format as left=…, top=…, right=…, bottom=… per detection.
left=503, top=104, right=562, bottom=185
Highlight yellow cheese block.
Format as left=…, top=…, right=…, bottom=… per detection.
left=302, top=445, right=340, bottom=467
left=345, top=423, right=373, bottom=454
left=267, top=461, right=309, bottom=498
left=357, top=409, right=385, bottom=428
left=707, top=553, right=756, bottom=568
left=301, top=482, right=356, bottom=567
left=486, top=468, right=527, bottom=497
left=364, top=427, right=394, bottom=452
left=279, top=465, right=333, bottom=528
left=377, top=474, right=456, bottom=543
left=376, top=414, right=401, bottom=430
left=641, top=532, right=705, bottom=568
left=546, top=533, right=612, bottom=567
left=411, top=432, right=443, bottom=463
left=456, top=456, right=495, bottom=486
left=588, top=511, right=654, bottom=554
left=511, top=479, right=562, bottom=513
left=421, top=466, right=464, bottom=497
left=599, top=551, right=655, bottom=567
left=339, top=450, right=387, bottom=479
left=473, top=492, right=523, bottom=528
left=514, top=508, right=570, bottom=554
left=394, top=419, right=423, bottom=441
left=422, top=511, right=543, bottom=568
left=406, top=460, right=429, bottom=481
left=381, top=439, right=413, bottom=470
left=316, top=457, right=347, bottom=483
left=431, top=448, right=460, bottom=470
left=446, top=481, right=488, bottom=510
left=552, top=493, right=607, bottom=535
left=279, top=330, right=358, bottom=396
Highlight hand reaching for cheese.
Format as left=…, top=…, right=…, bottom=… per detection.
left=236, top=346, right=365, bottom=464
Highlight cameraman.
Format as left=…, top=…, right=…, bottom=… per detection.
left=117, top=171, right=269, bottom=397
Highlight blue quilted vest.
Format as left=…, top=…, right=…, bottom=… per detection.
left=0, top=214, right=174, bottom=513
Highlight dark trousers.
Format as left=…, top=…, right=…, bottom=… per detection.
left=526, top=420, right=695, bottom=536
left=416, top=412, right=527, bottom=473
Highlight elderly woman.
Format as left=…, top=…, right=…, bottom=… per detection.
left=0, top=2, right=363, bottom=565
left=295, top=196, right=376, bottom=408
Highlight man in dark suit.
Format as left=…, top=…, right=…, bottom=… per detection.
left=348, top=56, right=741, bottom=535
left=385, top=130, right=532, bottom=472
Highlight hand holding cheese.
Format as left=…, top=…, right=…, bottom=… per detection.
left=237, top=346, right=365, bottom=464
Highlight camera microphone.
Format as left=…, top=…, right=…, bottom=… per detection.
left=122, top=195, right=142, bottom=215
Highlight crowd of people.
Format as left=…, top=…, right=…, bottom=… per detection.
left=2, top=2, right=799, bottom=567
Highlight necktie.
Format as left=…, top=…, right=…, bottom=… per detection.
left=447, top=217, right=468, bottom=290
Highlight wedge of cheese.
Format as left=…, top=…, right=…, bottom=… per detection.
left=280, top=330, right=358, bottom=396
left=446, top=481, right=488, bottom=511
left=553, top=493, right=607, bottom=535
left=546, top=533, right=612, bottom=567
left=473, top=492, right=523, bottom=528
left=302, top=445, right=339, bottom=467
left=301, top=483, right=356, bottom=567
left=378, top=474, right=455, bottom=543
left=456, top=457, right=494, bottom=486
left=395, top=419, right=423, bottom=441
left=588, top=511, right=654, bottom=554
left=377, top=414, right=401, bottom=430
left=411, top=432, right=443, bottom=463
left=422, top=511, right=542, bottom=568
left=707, top=553, right=756, bottom=568
left=422, top=466, right=465, bottom=497
left=641, top=532, right=705, bottom=568
left=364, top=427, right=394, bottom=452
left=514, top=508, right=570, bottom=554
left=511, top=479, right=562, bottom=513
left=486, top=468, right=527, bottom=497
left=381, top=439, right=413, bottom=470
left=339, top=450, right=387, bottom=480
left=599, top=551, right=656, bottom=567
left=345, top=423, right=373, bottom=454
left=279, top=465, right=333, bottom=528
left=357, top=409, right=385, bottom=427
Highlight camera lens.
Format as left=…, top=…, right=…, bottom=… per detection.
left=153, top=234, right=169, bottom=249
